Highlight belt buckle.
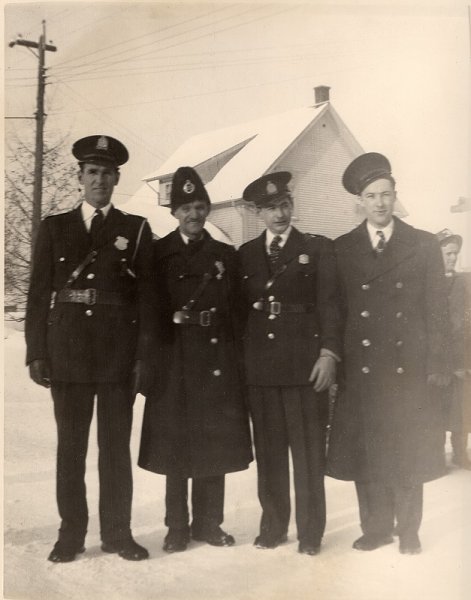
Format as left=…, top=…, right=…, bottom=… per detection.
left=269, top=301, right=281, bottom=315
left=199, top=310, right=211, bottom=326
left=85, top=288, right=96, bottom=305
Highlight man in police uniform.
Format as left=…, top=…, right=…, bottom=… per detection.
left=436, top=229, right=471, bottom=469
left=138, top=166, right=252, bottom=553
left=327, top=153, right=449, bottom=555
left=239, top=171, right=341, bottom=556
left=25, top=135, right=153, bottom=562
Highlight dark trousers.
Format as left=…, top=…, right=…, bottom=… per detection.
left=165, top=475, right=225, bottom=533
left=355, top=481, right=423, bottom=540
left=248, top=386, right=328, bottom=546
left=51, top=382, right=134, bottom=547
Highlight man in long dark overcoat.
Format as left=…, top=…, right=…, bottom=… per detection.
left=238, top=172, right=341, bottom=556
left=138, top=166, right=252, bottom=553
left=327, top=152, right=449, bottom=555
left=436, top=228, right=471, bottom=468
left=25, top=135, right=153, bottom=562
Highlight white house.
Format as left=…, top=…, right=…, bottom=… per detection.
left=125, top=86, right=406, bottom=246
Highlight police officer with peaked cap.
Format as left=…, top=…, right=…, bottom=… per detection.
left=327, top=152, right=450, bottom=555
left=238, top=171, right=342, bottom=556
left=138, top=166, right=252, bottom=553
left=25, top=135, right=154, bottom=562
left=436, top=228, right=471, bottom=468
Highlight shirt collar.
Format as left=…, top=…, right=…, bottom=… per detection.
left=81, top=201, right=112, bottom=231
left=266, top=225, right=292, bottom=251
left=179, top=230, right=205, bottom=245
left=366, top=219, right=394, bottom=247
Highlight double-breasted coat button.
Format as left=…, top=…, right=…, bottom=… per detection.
left=85, top=309, right=93, bottom=316
left=268, top=295, right=275, bottom=301
left=213, top=369, right=221, bottom=376
left=362, top=366, right=370, bottom=374
left=210, top=338, right=218, bottom=344
left=362, top=339, right=371, bottom=347
left=268, top=333, right=275, bottom=339
left=396, top=311, right=403, bottom=318
left=361, top=284, right=370, bottom=290
left=86, top=273, right=95, bottom=280
left=210, top=307, right=217, bottom=313
left=361, top=310, right=370, bottom=318
left=59, top=257, right=65, bottom=262
left=178, top=274, right=185, bottom=279
left=396, top=282, right=403, bottom=288
left=268, top=314, right=276, bottom=320
left=396, top=367, right=404, bottom=374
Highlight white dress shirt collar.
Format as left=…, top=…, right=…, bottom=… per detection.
left=265, top=226, right=292, bottom=252
left=81, top=201, right=112, bottom=232
left=366, top=219, right=394, bottom=248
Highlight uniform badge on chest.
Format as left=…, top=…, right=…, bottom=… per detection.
left=114, top=236, right=129, bottom=251
left=298, top=254, right=309, bottom=264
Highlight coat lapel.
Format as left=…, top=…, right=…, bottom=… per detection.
left=369, top=217, right=417, bottom=281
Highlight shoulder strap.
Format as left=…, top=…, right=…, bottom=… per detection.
left=131, top=218, right=147, bottom=267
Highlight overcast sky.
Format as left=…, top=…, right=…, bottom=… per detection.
left=4, top=0, right=471, bottom=262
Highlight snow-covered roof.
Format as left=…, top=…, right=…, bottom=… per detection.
left=143, top=104, right=329, bottom=204
left=122, top=184, right=233, bottom=244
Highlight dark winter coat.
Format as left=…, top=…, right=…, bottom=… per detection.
left=138, top=229, right=253, bottom=478
left=327, top=217, right=449, bottom=486
left=25, top=205, right=154, bottom=383
left=238, top=227, right=341, bottom=386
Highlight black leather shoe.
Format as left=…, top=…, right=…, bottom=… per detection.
left=353, top=534, right=394, bottom=551
left=101, top=537, right=149, bottom=561
left=163, top=529, right=190, bottom=553
left=254, top=533, right=288, bottom=549
left=48, top=541, right=85, bottom=563
left=399, top=534, right=422, bottom=555
left=298, top=541, right=321, bottom=556
left=192, top=526, right=235, bottom=547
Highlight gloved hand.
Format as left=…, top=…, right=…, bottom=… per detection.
left=131, top=360, right=152, bottom=398
left=29, top=359, right=51, bottom=388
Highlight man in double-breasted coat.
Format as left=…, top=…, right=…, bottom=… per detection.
left=238, top=171, right=342, bottom=556
left=436, top=228, right=471, bottom=468
left=25, top=135, right=153, bottom=563
left=138, top=166, right=252, bottom=553
left=327, top=152, right=449, bottom=555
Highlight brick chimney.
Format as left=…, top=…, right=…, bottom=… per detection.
left=314, top=85, right=330, bottom=105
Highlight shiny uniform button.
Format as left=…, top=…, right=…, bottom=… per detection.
left=361, top=366, right=370, bottom=374
left=85, top=309, right=93, bottom=317
left=396, top=367, right=405, bottom=374
left=210, top=338, right=218, bottom=344
left=268, top=295, right=275, bottom=302
left=268, top=333, right=275, bottom=340
left=178, top=274, right=185, bottom=279
left=362, top=339, right=371, bottom=347
left=213, top=369, right=221, bottom=377
left=361, top=284, right=370, bottom=291
left=361, top=310, right=370, bottom=318
left=59, top=257, right=66, bottom=262
left=210, top=307, right=217, bottom=313
left=396, top=282, right=403, bottom=289
left=86, top=273, right=95, bottom=280
left=268, top=314, right=277, bottom=320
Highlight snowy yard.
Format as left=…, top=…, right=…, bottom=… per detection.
left=4, top=324, right=471, bottom=600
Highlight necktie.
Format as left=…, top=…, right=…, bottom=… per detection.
left=89, top=209, right=104, bottom=244
left=375, top=230, right=386, bottom=253
left=269, top=235, right=282, bottom=265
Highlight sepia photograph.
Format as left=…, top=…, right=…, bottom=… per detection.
left=3, top=1, right=471, bottom=599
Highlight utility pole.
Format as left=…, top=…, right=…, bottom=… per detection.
left=9, top=20, right=57, bottom=259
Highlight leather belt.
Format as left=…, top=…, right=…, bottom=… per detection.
left=252, top=300, right=316, bottom=314
left=57, top=288, right=128, bottom=306
left=173, top=309, right=217, bottom=327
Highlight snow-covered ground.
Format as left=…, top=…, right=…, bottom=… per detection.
left=4, top=324, right=471, bottom=600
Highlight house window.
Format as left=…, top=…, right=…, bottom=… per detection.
left=162, top=182, right=172, bottom=205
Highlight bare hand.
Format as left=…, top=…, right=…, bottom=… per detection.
left=29, top=359, right=51, bottom=388
left=309, top=356, right=336, bottom=393
left=427, top=373, right=451, bottom=387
